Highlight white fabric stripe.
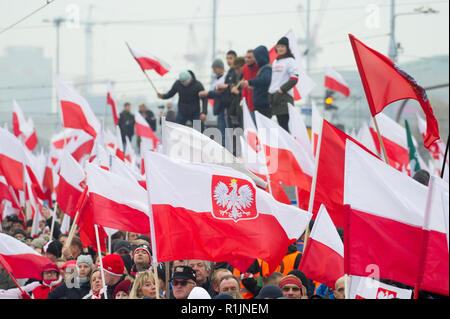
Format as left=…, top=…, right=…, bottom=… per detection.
left=370, top=113, right=407, bottom=149
left=310, top=204, right=344, bottom=257
left=0, top=232, right=41, bottom=256
left=59, top=151, right=85, bottom=192
left=324, top=65, right=349, bottom=87
left=127, top=44, right=171, bottom=71
left=85, top=163, right=148, bottom=214
left=344, top=139, right=427, bottom=227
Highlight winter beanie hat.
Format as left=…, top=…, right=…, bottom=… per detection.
left=179, top=70, right=192, bottom=83
left=77, top=254, right=93, bottom=268
left=276, top=36, right=289, bottom=47
left=211, top=58, right=224, bottom=69
left=101, top=254, right=124, bottom=276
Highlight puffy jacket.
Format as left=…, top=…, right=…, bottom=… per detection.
left=248, top=46, right=272, bottom=109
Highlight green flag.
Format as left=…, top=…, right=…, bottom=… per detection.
left=405, top=119, right=420, bottom=175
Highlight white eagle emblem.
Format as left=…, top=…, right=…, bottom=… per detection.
left=213, top=178, right=255, bottom=222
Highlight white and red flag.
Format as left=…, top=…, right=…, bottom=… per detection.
left=369, top=113, right=410, bottom=174
left=0, top=232, right=53, bottom=280
left=50, top=129, right=79, bottom=150
left=269, top=29, right=316, bottom=101
left=65, top=131, right=95, bottom=163
left=114, top=126, right=125, bottom=161
left=56, top=77, right=100, bottom=138
left=311, top=101, right=323, bottom=157
left=255, top=111, right=314, bottom=210
left=143, top=150, right=312, bottom=273
left=349, top=276, right=412, bottom=299
left=126, top=43, right=170, bottom=76
left=324, top=66, right=350, bottom=98
left=106, top=83, right=119, bottom=126
left=135, top=111, right=161, bottom=151
left=84, top=163, right=150, bottom=234
left=298, top=204, right=344, bottom=289
left=287, top=103, right=314, bottom=163
left=343, top=139, right=449, bottom=294
left=55, top=151, right=85, bottom=219
left=12, top=99, right=38, bottom=152
left=415, top=175, right=449, bottom=295
left=311, top=120, right=380, bottom=228
left=0, top=128, right=27, bottom=191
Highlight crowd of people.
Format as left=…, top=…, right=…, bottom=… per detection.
left=0, top=208, right=345, bottom=300
left=117, top=36, right=299, bottom=154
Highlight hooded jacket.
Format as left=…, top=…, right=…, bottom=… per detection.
left=161, top=70, right=208, bottom=118
left=248, top=46, right=272, bottom=109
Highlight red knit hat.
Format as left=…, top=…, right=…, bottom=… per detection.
left=102, top=253, right=124, bottom=276
left=42, top=263, right=60, bottom=274
left=61, top=260, right=77, bottom=271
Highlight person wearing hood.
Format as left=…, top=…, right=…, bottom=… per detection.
left=30, top=263, right=63, bottom=299
left=268, top=36, right=299, bottom=132
left=241, top=45, right=272, bottom=119
left=157, top=70, right=208, bottom=130
left=47, top=254, right=93, bottom=299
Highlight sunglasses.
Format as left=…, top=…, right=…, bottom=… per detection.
left=172, top=280, right=189, bottom=287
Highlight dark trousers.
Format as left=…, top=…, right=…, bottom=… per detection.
left=276, top=114, right=290, bottom=133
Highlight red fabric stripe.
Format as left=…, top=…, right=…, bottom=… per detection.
left=0, top=253, right=51, bottom=280
left=298, top=238, right=344, bottom=288
left=52, top=137, right=72, bottom=149
left=135, top=57, right=168, bottom=76
left=106, top=93, right=118, bottom=125
left=60, top=100, right=97, bottom=138
left=369, top=128, right=410, bottom=174
left=24, top=131, right=38, bottom=151
left=324, top=76, right=350, bottom=97
left=0, top=154, right=23, bottom=191
left=153, top=204, right=293, bottom=273
left=55, top=175, right=82, bottom=219
left=12, top=113, right=21, bottom=137
left=135, top=122, right=160, bottom=149
left=88, top=193, right=150, bottom=234
left=71, top=139, right=94, bottom=162
left=263, top=145, right=312, bottom=211
left=346, top=207, right=423, bottom=287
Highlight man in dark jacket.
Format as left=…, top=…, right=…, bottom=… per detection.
left=241, top=45, right=272, bottom=119
left=157, top=70, right=207, bottom=130
left=138, top=103, right=157, bottom=131
left=118, top=102, right=135, bottom=146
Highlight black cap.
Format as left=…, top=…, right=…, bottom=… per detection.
left=276, top=36, right=289, bottom=47
left=213, top=293, right=234, bottom=299
left=256, top=285, right=284, bottom=299
left=45, top=240, right=63, bottom=258
left=171, top=265, right=196, bottom=282
left=112, top=239, right=131, bottom=254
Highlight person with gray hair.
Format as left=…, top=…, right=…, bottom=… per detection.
left=187, top=259, right=214, bottom=297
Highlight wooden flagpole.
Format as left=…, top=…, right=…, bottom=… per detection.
left=303, top=119, right=324, bottom=250
left=94, top=224, right=108, bottom=299
left=143, top=71, right=160, bottom=95
left=440, top=134, right=449, bottom=179
left=372, top=115, right=390, bottom=165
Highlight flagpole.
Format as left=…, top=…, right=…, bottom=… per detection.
left=304, top=119, right=324, bottom=249
left=143, top=71, right=160, bottom=95
left=49, top=202, right=58, bottom=240
left=94, top=224, right=107, bottom=299
left=142, top=149, right=161, bottom=299
left=440, top=134, right=449, bottom=179
left=372, top=116, right=390, bottom=166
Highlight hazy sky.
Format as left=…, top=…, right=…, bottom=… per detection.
left=0, top=0, right=449, bottom=106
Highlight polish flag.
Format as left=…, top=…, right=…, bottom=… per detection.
left=0, top=128, right=27, bottom=191
left=343, top=139, right=448, bottom=293
left=269, top=29, right=316, bottom=100
left=349, top=34, right=440, bottom=149
left=110, top=156, right=146, bottom=189
left=50, top=129, right=79, bottom=150
left=312, top=120, right=380, bottom=228
left=298, top=204, right=344, bottom=288
left=0, top=233, right=53, bottom=280
left=349, top=276, right=413, bottom=299
left=242, top=99, right=260, bottom=154
left=56, top=77, right=100, bottom=138
left=135, top=112, right=161, bottom=150
left=311, top=101, right=323, bottom=157
left=0, top=176, right=20, bottom=209
left=415, top=175, right=449, bottom=295
left=287, top=103, right=314, bottom=164
left=106, top=83, right=119, bottom=126
left=356, top=122, right=378, bottom=154
left=124, top=136, right=136, bottom=165
left=55, top=151, right=85, bottom=219
left=368, top=113, right=410, bottom=174
left=143, top=150, right=312, bottom=273
left=255, top=111, right=314, bottom=210
left=66, top=131, right=95, bottom=163
left=162, top=119, right=267, bottom=189
left=324, top=66, right=350, bottom=97
left=240, top=136, right=290, bottom=205
left=12, top=100, right=38, bottom=152
left=85, top=163, right=150, bottom=234
left=114, top=126, right=125, bottom=161
left=126, top=43, right=170, bottom=76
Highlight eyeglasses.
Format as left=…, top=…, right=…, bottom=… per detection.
left=172, top=280, right=189, bottom=287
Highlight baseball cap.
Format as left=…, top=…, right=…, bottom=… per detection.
left=171, top=265, right=196, bottom=282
